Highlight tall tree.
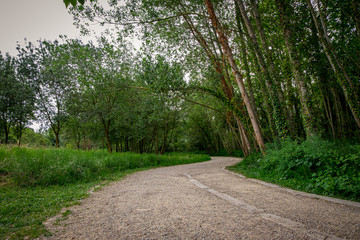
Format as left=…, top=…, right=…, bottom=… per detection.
left=36, top=40, right=74, bottom=147
left=204, top=0, right=265, bottom=152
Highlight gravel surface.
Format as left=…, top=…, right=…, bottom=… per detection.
left=40, top=157, right=360, bottom=239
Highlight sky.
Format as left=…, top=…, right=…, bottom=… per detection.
left=0, top=0, right=87, bottom=56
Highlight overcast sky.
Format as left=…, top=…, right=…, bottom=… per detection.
left=0, top=0, right=85, bottom=56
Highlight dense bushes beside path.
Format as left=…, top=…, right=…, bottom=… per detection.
left=229, top=137, right=360, bottom=201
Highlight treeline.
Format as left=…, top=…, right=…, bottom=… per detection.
left=70, top=0, right=359, bottom=153
left=0, top=38, right=239, bottom=154
left=1, top=0, right=360, bottom=155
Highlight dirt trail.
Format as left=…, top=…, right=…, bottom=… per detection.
left=41, top=157, right=360, bottom=239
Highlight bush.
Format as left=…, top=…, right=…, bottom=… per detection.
left=230, top=136, right=360, bottom=201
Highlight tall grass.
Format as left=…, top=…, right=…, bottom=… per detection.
left=0, top=148, right=210, bottom=187
left=229, top=136, right=360, bottom=201
left=0, top=147, right=210, bottom=239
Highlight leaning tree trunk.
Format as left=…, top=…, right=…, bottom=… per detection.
left=181, top=7, right=255, bottom=153
left=307, top=0, right=360, bottom=129
left=205, top=0, right=265, bottom=152
left=276, top=0, right=316, bottom=137
left=351, top=0, right=360, bottom=37
left=235, top=0, right=288, bottom=138
left=234, top=6, right=278, bottom=140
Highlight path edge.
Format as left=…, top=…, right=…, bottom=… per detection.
left=223, top=158, right=360, bottom=208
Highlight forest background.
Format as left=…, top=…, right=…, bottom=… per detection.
left=1, top=0, right=360, bottom=238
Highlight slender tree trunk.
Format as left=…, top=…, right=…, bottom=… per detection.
left=235, top=0, right=288, bottom=138
left=181, top=5, right=254, bottom=153
left=322, top=92, right=336, bottom=138
left=125, top=136, right=129, bottom=152
left=55, top=132, right=60, bottom=148
left=332, top=88, right=345, bottom=138
left=235, top=6, right=278, bottom=140
left=352, top=0, right=360, bottom=37
left=249, top=0, right=287, bottom=114
left=234, top=4, right=258, bottom=117
left=155, top=128, right=159, bottom=154
left=3, top=121, right=10, bottom=144
left=205, top=0, right=265, bottom=152
left=101, top=118, right=112, bottom=153
left=276, top=0, right=316, bottom=137
left=226, top=116, right=247, bottom=156
left=307, top=0, right=360, bottom=128
left=18, top=134, right=22, bottom=147
left=235, top=117, right=251, bottom=156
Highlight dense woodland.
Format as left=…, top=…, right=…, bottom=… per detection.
left=1, top=0, right=360, bottom=155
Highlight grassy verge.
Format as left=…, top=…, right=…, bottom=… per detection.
left=228, top=136, right=360, bottom=202
left=0, top=147, right=210, bottom=239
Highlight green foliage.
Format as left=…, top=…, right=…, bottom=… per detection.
left=0, top=148, right=210, bottom=187
left=63, top=0, right=88, bottom=8
left=230, top=137, right=360, bottom=201
left=0, top=147, right=210, bottom=239
left=0, top=51, right=36, bottom=145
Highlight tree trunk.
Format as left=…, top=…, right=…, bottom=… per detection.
left=205, top=0, right=265, bottom=152
left=226, top=116, right=247, bottom=156
left=235, top=117, right=251, bottom=156
left=322, top=92, right=335, bottom=138
left=249, top=0, right=288, bottom=114
left=307, top=0, right=360, bottom=128
left=18, top=134, right=22, bottom=147
left=101, top=118, right=112, bottom=153
left=155, top=128, right=159, bottom=154
left=3, top=121, right=10, bottom=144
left=55, top=132, right=60, bottom=148
left=351, top=0, right=360, bottom=37
left=125, top=136, right=129, bottom=152
left=275, top=0, right=316, bottom=137
left=235, top=0, right=288, bottom=138
left=181, top=5, right=254, bottom=153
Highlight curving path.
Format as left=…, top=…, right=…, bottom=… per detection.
left=41, top=157, right=360, bottom=239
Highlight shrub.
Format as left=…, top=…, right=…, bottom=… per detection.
left=230, top=136, right=360, bottom=201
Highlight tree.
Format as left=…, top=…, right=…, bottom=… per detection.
left=66, top=38, right=133, bottom=153
left=36, top=40, right=74, bottom=148
left=0, top=53, right=16, bottom=144
left=0, top=46, right=37, bottom=146
left=13, top=42, right=38, bottom=146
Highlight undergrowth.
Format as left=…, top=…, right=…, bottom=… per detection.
left=0, top=147, right=210, bottom=239
left=229, top=136, right=360, bottom=202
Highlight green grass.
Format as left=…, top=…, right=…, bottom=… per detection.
left=0, top=147, right=210, bottom=239
left=228, top=136, right=360, bottom=202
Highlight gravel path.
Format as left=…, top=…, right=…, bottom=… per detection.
left=41, top=157, right=360, bottom=239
